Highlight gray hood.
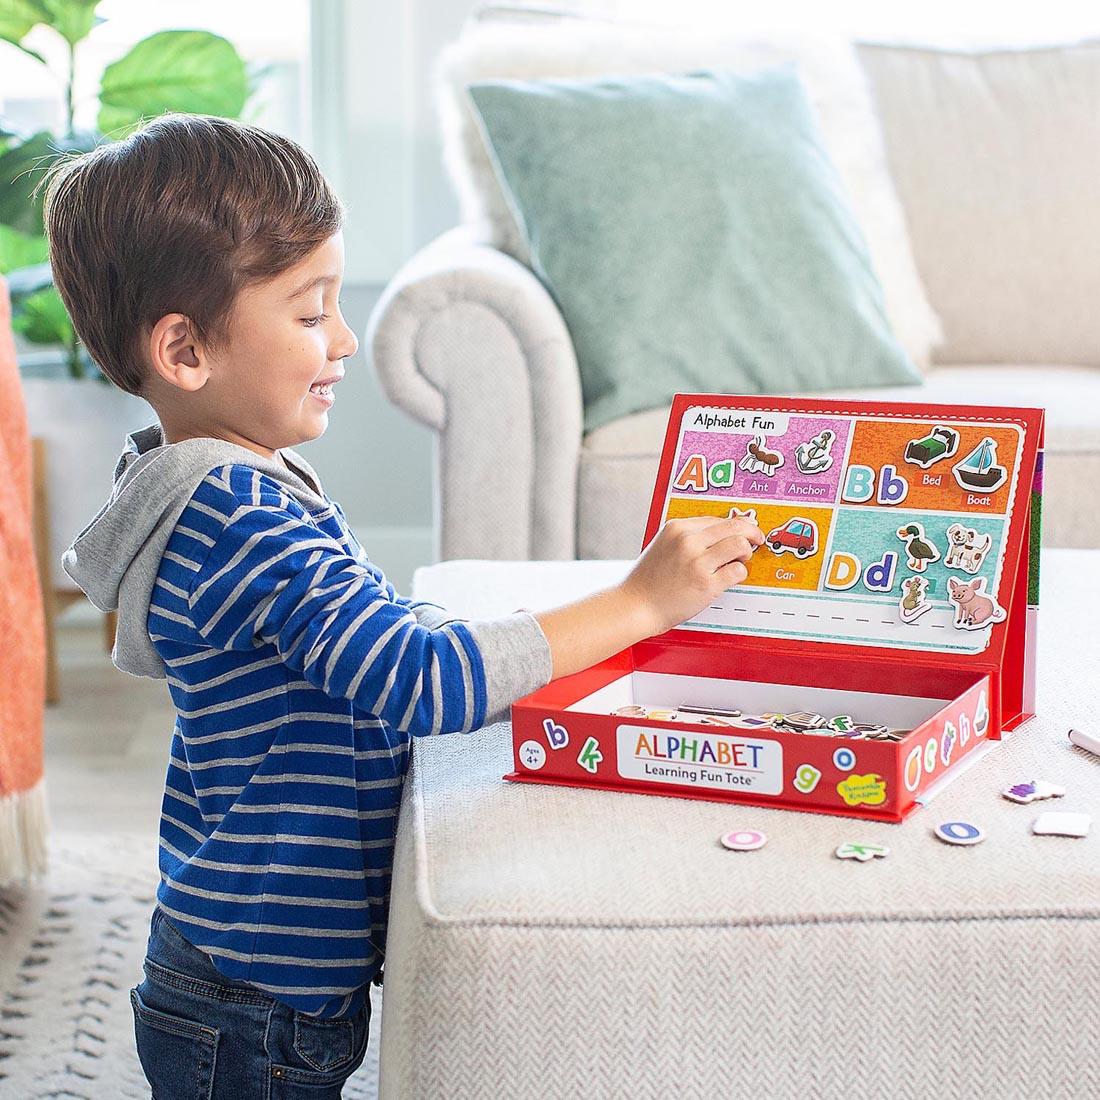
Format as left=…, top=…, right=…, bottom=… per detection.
left=62, top=422, right=329, bottom=680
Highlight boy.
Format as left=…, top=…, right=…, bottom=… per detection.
left=43, top=114, right=762, bottom=1097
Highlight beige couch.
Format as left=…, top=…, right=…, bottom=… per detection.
left=379, top=552, right=1100, bottom=1099
left=368, top=13, right=1100, bottom=560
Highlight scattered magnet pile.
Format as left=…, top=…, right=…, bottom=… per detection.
left=717, top=728, right=1093, bottom=857
left=612, top=704, right=909, bottom=742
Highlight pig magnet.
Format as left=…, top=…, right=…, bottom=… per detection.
left=947, top=577, right=1007, bottom=631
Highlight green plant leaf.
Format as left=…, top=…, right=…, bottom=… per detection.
left=11, top=282, right=72, bottom=345
left=0, top=127, right=99, bottom=235
left=97, top=30, right=249, bottom=139
left=0, top=36, right=47, bottom=64
left=0, top=0, right=51, bottom=58
left=0, top=129, right=58, bottom=235
left=0, top=225, right=49, bottom=273
left=39, top=0, right=99, bottom=46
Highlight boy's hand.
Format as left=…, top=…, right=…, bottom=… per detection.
left=533, top=514, right=763, bottom=682
left=620, top=515, right=764, bottom=637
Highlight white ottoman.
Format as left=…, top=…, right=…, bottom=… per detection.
left=380, top=551, right=1100, bottom=1099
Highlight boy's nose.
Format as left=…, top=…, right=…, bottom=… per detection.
left=333, top=320, right=359, bottom=361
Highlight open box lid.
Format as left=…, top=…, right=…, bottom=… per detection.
left=642, top=394, right=1045, bottom=676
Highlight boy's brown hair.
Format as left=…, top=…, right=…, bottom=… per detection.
left=38, top=113, right=345, bottom=395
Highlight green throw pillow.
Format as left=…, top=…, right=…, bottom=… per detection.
left=468, top=65, right=922, bottom=431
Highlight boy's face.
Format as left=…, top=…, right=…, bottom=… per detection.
left=149, top=232, right=359, bottom=459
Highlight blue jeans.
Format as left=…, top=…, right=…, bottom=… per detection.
left=131, top=907, right=371, bottom=1099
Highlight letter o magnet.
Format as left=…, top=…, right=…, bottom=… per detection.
left=720, top=829, right=767, bottom=851
left=832, top=746, right=857, bottom=772
left=934, top=821, right=986, bottom=847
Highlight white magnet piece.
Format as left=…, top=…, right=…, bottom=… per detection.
left=934, top=820, right=986, bottom=846
left=1032, top=812, right=1091, bottom=838
left=1069, top=728, right=1100, bottom=759
left=1001, top=780, right=1066, bottom=805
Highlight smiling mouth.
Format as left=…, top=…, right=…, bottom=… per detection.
left=309, top=371, right=342, bottom=399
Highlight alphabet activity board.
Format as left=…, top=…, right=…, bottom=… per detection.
left=509, top=395, right=1045, bottom=822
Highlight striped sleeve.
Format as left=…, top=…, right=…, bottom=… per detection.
left=185, top=493, right=488, bottom=737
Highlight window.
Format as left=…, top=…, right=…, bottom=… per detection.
left=0, top=0, right=311, bottom=141
left=601, top=0, right=1100, bottom=40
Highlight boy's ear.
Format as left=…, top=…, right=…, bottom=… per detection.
left=147, top=313, right=209, bottom=392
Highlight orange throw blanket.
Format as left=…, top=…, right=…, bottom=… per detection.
left=0, top=274, right=48, bottom=883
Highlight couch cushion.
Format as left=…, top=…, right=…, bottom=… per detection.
left=578, top=364, right=1100, bottom=556
left=381, top=553, right=1100, bottom=1099
left=467, top=65, right=923, bottom=431
left=438, top=19, right=942, bottom=368
left=857, top=41, right=1100, bottom=366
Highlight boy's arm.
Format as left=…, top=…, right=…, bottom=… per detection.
left=186, top=501, right=548, bottom=736
left=187, top=486, right=762, bottom=731
left=533, top=514, right=765, bottom=680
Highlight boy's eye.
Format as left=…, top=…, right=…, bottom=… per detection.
left=301, top=298, right=342, bottom=327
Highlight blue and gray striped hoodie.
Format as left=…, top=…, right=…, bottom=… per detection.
left=62, top=424, right=551, bottom=1018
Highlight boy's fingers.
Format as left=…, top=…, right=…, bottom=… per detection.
left=715, top=559, right=749, bottom=587
left=701, top=515, right=764, bottom=549
left=702, top=535, right=758, bottom=572
left=659, top=517, right=708, bottom=545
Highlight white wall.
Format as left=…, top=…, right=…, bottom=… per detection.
left=298, top=0, right=479, bottom=589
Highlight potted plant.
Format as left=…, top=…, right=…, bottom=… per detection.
left=1, top=2, right=261, bottom=584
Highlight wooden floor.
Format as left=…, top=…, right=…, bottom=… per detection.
left=44, top=618, right=172, bottom=840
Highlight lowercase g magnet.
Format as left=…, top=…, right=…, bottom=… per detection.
left=934, top=821, right=986, bottom=846
left=720, top=829, right=767, bottom=851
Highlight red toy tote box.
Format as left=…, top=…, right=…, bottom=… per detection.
left=509, top=395, right=1044, bottom=822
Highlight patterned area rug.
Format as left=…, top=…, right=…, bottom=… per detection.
left=0, top=832, right=381, bottom=1099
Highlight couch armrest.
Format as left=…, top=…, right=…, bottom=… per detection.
left=367, top=227, right=582, bottom=560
